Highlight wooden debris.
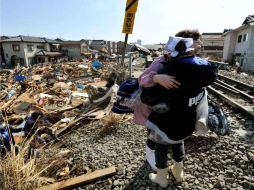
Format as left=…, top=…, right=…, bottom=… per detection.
left=0, top=61, right=120, bottom=149
left=87, top=110, right=107, bottom=119
left=54, top=108, right=99, bottom=136
left=35, top=166, right=116, bottom=190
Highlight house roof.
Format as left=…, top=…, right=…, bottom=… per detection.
left=202, top=33, right=223, bottom=35
left=21, top=36, right=45, bottom=43
left=55, top=38, right=66, bottom=42
left=90, top=40, right=106, bottom=46
left=222, top=15, right=254, bottom=37
left=60, top=41, right=85, bottom=45
left=131, top=44, right=150, bottom=54
left=0, top=35, right=60, bottom=43
left=0, top=36, right=16, bottom=40
left=242, top=15, right=254, bottom=24
left=1, top=36, right=23, bottom=42
left=222, top=24, right=250, bottom=36
left=143, top=44, right=163, bottom=51
left=43, top=38, right=60, bottom=43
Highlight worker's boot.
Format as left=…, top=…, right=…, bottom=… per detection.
left=146, top=145, right=157, bottom=170
left=149, top=168, right=169, bottom=188
left=170, top=160, right=184, bottom=182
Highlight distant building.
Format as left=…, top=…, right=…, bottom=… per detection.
left=131, top=44, right=150, bottom=55
left=90, top=40, right=108, bottom=53
left=143, top=44, right=164, bottom=52
left=201, top=33, right=224, bottom=60
left=59, top=40, right=89, bottom=60
left=0, top=35, right=61, bottom=68
left=1, top=36, right=15, bottom=66
left=105, top=41, right=118, bottom=55
left=107, top=41, right=112, bottom=55
left=137, top=39, right=142, bottom=45
left=112, top=41, right=117, bottom=54
left=116, top=41, right=132, bottom=54
left=222, top=15, right=254, bottom=72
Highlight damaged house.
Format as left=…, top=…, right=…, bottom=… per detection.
left=116, top=41, right=132, bottom=55
left=0, top=36, right=62, bottom=68
left=107, top=41, right=118, bottom=55
left=89, top=40, right=108, bottom=54
left=201, top=33, right=224, bottom=60
left=222, top=15, right=254, bottom=72
left=58, top=39, right=90, bottom=60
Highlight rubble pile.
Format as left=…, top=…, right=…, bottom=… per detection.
left=0, top=61, right=123, bottom=146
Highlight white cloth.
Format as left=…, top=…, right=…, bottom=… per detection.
left=195, top=90, right=209, bottom=135
left=146, top=145, right=157, bottom=170
left=165, top=36, right=194, bottom=57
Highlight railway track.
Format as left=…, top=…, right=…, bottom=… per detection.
left=208, top=73, right=254, bottom=120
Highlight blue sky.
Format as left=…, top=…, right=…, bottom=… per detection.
left=1, top=0, right=253, bottom=44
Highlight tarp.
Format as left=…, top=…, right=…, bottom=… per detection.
left=15, top=75, right=26, bottom=81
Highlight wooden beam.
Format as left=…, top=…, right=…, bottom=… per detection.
left=55, top=108, right=99, bottom=136
left=35, top=166, right=116, bottom=190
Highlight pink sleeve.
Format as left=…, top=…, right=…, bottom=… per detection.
left=138, top=56, right=164, bottom=87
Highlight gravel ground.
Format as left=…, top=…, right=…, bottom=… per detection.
left=43, top=69, right=254, bottom=190
left=51, top=104, right=254, bottom=190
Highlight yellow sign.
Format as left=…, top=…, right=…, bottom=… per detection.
left=122, top=0, right=139, bottom=34
left=125, top=0, right=138, bottom=12
left=122, top=12, right=136, bottom=34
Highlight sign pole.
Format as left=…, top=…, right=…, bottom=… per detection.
left=121, top=34, right=129, bottom=67
left=128, top=53, right=132, bottom=78
left=121, top=0, right=139, bottom=67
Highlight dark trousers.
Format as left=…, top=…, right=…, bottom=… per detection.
left=146, top=138, right=185, bottom=169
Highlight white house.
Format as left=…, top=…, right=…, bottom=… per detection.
left=0, top=35, right=61, bottom=67
left=222, top=15, right=254, bottom=72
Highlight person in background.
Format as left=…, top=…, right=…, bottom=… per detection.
left=133, top=29, right=216, bottom=187
left=235, top=61, right=241, bottom=73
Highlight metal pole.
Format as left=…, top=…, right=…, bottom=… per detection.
left=121, top=34, right=129, bottom=67
left=128, top=54, right=132, bottom=78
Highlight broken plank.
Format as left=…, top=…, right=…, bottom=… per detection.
left=55, top=108, right=99, bottom=136
left=35, top=166, right=116, bottom=190
left=87, top=110, right=107, bottom=119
